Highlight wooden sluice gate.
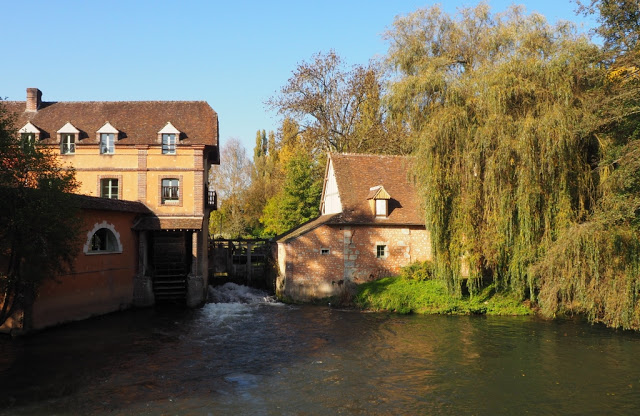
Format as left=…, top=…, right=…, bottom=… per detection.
left=208, top=239, right=273, bottom=290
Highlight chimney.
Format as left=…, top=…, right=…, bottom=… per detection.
left=26, top=88, right=42, bottom=112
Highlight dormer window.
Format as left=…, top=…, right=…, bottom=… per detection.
left=21, top=133, right=36, bottom=151
left=375, top=199, right=388, bottom=217
left=100, top=134, right=115, bottom=154
left=97, top=122, right=119, bottom=155
left=162, top=134, right=176, bottom=154
left=61, top=134, right=75, bottom=154
left=19, top=122, right=40, bottom=151
left=57, top=122, right=80, bottom=155
left=367, top=185, right=391, bottom=218
left=158, top=122, right=181, bottom=155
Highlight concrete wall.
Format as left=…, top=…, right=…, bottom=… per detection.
left=277, top=224, right=431, bottom=302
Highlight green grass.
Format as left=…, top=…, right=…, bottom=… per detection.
left=355, top=275, right=533, bottom=316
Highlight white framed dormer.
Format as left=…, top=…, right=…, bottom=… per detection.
left=57, top=122, right=80, bottom=155
left=97, top=122, right=119, bottom=155
left=367, top=185, right=391, bottom=218
left=158, top=122, right=181, bottom=155
left=19, top=122, right=40, bottom=149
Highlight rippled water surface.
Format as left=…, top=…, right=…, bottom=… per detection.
left=2, top=283, right=640, bottom=415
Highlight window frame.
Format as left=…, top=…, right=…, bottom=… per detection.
left=375, top=199, right=388, bottom=217
left=100, top=133, right=115, bottom=154
left=162, top=133, right=176, bottom=154
left=100, top=178, right=119, bottom=199
left=83, top=221, right=123, bottom=255
left=21, top=133, right=36, bottom=151
left=60, top=133, right=75, bottom=155
left=161, top=178, right=180, bottom=203
left=90, top=228, right=118, bottom=252
left=376, top=244, right=387, bottom=259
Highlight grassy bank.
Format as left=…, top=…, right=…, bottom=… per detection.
left=354, top=263, right=533, bottom=316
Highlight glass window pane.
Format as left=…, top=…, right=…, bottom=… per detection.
left=101, top=133, right=115, bottom=154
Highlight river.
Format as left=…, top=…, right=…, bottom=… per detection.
left=1, top=283, right=640, bottom=415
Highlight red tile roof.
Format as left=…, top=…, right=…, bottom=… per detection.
left=277, top=153, right=425, bottom=242
left=72, top=193, right=152, bottom=214
left=327, top=153, right=424, bottom=226
left=276, top=214, right=340, bottom=243
left=3, top=99, right=218, bottom=148
left=132, top=216, right=204, bottom=231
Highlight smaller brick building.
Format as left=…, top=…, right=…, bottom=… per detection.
left=275, top=153, right=432, bottom=301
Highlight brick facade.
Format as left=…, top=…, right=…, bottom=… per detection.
left=278, top=224, right=431, bottom=300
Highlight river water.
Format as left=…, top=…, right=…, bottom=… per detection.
left=1, top=283, right=640, bottom=415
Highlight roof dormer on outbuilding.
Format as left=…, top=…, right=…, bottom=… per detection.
left=367, top=185, right=391, bottom=218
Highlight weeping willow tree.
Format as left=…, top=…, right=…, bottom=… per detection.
left=385, top=5, right=603, bottom=298
left=531, top=0, right=640, bottom=329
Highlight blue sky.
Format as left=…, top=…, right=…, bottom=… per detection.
left=2, top=1, right=595, bottom=152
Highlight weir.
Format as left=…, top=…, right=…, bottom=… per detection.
left=208, top=238, right=274, bottom=291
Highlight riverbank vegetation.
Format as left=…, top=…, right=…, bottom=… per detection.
left=355, top=262, right=533, bottom=316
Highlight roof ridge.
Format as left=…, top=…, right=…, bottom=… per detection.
left=4, top=100, right=210, bottom=104
left=332, top=152, right=408, bottom=158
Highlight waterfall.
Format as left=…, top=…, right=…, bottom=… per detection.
left=208, top=282, right=277, bottom=304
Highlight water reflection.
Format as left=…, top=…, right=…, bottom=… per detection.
left=1, top=285, right=640, bottom=415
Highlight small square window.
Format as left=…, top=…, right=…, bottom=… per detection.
left=321, top=248, right=330, bottom=255
left=101, top=178, right=119, bottom=199
left=162, top=178, right=180, bottom=203
left=376, top=245, right=387, bottom=259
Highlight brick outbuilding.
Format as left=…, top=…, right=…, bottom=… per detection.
left=275, top=153, right=432, bottom=301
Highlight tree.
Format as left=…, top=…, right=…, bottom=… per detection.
left=578, top=0, right=640, bottom=64
left=243, top=129, right=280, bottom=237
left=261, top=150, right=322, bottom=235
left=208, top=138, right=252, bottom=238
left=386, top=4, right=602, bottom=297
left=0, top=102, right=81, bottom=327
left=267, top=51, right=410, bottom=155
left=531, top=0, right=640, bottom=329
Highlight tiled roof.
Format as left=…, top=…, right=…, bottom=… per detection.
left=72, top=194, right=152, bottom=214
left=0, top=187, right=151, bottom=214
left=3, top=99, right=218, bottom=148
left=327, top=153, right=424, bottom=225
left=132, top=216, right=204, bottom=231
left=276, top=214, right=340, bottom=243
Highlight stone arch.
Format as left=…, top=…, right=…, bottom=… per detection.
left=83, top=221, right=123, bottom=254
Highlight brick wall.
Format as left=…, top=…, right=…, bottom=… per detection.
left=277, top=224, right=432, bottom=301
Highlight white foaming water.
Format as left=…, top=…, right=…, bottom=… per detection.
left=208, top=282, right=277, bottom=304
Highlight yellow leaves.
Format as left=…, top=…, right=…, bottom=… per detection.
left=607, top=66, right=640, bottom=83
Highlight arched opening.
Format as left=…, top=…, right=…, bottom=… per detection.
left=90, top=228, right=118, bottom=252
left=83, top=221, right=123, bottom=254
